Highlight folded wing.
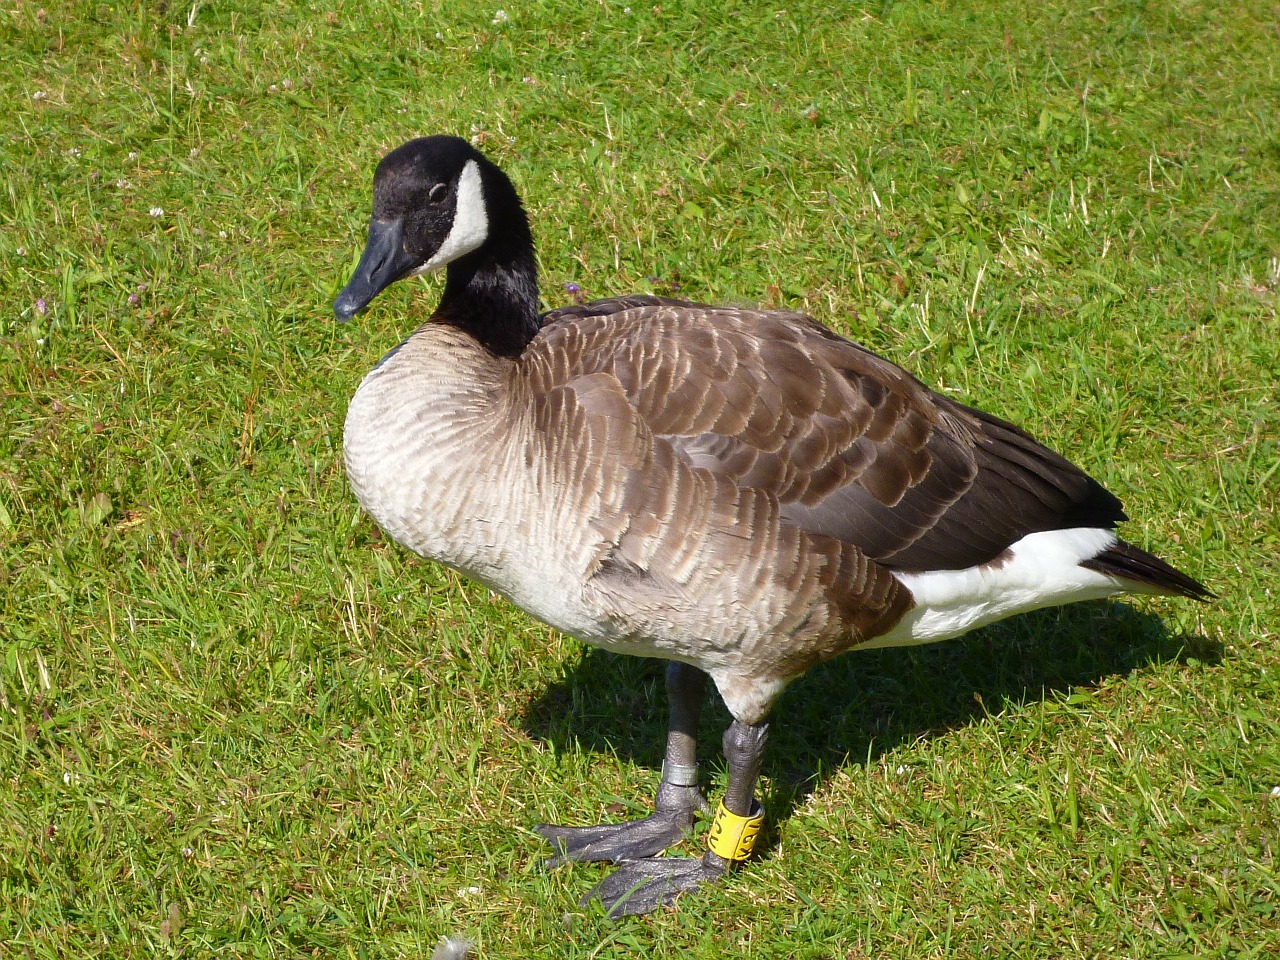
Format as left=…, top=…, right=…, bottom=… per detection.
left=530, top=302, right=1125, bottom=572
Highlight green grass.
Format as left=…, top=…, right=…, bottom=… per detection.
left=2, top=0, right=1278, bottom=955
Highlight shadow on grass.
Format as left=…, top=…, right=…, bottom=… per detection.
left=520, top=599, right=1219, bottom=823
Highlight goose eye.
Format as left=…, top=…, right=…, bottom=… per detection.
left=428, top=183, right=448, bottom=203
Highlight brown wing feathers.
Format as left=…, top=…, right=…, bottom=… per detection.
left=541, top=295, right=697, bottom=325
left=529, top=303, right=1163, bottom=578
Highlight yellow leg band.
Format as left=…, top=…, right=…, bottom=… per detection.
left=706, top=800, right=765, bottom=862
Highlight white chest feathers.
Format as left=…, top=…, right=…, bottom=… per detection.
left=341, top=337, right=624, bottom=645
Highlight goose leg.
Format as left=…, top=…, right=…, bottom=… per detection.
left=583, top=717, right=770, bottom=918
left=536, top=662, right=711, bottom=865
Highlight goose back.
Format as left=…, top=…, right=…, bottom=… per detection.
left=529, top=302, right=1123, bottom=572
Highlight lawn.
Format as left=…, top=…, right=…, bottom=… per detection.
left=2, top=0, right=1278, bottom=956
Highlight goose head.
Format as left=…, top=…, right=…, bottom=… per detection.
left=333, top=136, right=537, bottom=338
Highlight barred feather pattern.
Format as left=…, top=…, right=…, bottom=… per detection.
left=345, top=302, right=1203, bottom=724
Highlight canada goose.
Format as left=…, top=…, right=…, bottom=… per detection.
left=333, top=135, right=1210, bottom=917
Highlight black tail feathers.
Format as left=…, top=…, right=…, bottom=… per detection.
left=1081, top=540, right=1212, bottom=601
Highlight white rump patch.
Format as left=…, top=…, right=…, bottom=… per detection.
left=868, top=527, right=1124, bottom=649
left=415, top=159, right=489, bottom=275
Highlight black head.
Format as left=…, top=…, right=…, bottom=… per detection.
left=333, top=136, right=527, bottom=321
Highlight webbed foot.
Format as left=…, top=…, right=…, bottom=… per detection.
left=584, top=852, right=728, bottom=918
left=535, top=783, right=708, bottom=865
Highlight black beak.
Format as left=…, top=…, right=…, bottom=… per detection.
left=333, top=218, right=417, bottom=321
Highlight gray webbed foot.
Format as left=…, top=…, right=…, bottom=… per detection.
left=584, top=852, right=728, bottom=918
left=535, top=783, right=708, bottom=866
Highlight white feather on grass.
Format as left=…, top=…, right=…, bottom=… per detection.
left=431, top=936, right=473, bottom=960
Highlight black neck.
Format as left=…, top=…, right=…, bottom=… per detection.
left=436, top=195, right=541, bottom=359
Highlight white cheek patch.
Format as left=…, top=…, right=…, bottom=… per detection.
left=414, top=159, right=489, bottom=275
